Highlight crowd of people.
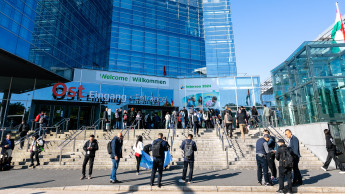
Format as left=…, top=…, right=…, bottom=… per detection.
left=1, top=105, right=345, bottom=194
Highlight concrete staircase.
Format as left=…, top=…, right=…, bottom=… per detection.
left=11, top=127, right=232, bottom=170
left=10, top=125, right=323, bottom=171
left=227, top=127, right=324, bottom=170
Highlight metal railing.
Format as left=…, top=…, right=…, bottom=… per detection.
left=167, top=118, right=177, bottom=152
left=122, top=120, right=139, bottom=140
left=58, top=126, right=87, bottom=165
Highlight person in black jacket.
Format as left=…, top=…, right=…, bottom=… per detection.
left=284, top=129, right=302, bottom=185
left=321, top=129, right=345, bottom=174
left=1, top=134, right=15, bottom=168
left=150, top=133, right=169, bottom=188
left=18, top=120, right=29, bottom=149
left=81, top=135, right=99, bottom=180
left=179, top=134, right=197, bottom=184
left=110, top=132, right=123, bottom=183
left=276, top=139, right=293, bottom=194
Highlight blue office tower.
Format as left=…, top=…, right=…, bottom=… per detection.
left=0, top=0, right=113, bottom=80
left=203, top=0, right=237, bottom=77
left=109, top=0, right=206, bottom=77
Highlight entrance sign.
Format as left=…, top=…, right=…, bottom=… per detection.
left=96, top=71, right=169, bottom=87
left=52, top=83, right=85, bottom=99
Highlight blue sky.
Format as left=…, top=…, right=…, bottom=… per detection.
left=231, top=0, right=341, bottom=81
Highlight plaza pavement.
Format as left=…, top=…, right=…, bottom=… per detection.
left=0, top=168, right=345, bottom=193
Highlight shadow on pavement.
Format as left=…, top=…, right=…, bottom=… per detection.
left=0, top=180, right=55, bottom=190
left=302, top=173, right=331, bottom=185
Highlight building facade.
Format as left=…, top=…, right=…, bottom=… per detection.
left=203, top=0, right=237, bottom=77
left=272, top=41, right=345, bottom=127
left=0, top=0, right=113, bottom=80
left=109, top=0, right=206, bottom=77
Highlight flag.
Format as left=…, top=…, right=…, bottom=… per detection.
left=246, top=89, right=251, bottom=106
left=332, top=2, right=345, bottom=52
left=163, top=66, right=167, bottom=76
left=171, top=98, right=174, bottom=106
left=140, top=151, right=173, bottom=169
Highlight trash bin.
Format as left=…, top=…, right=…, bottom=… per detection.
left=106, top=122, right=111, bottom=130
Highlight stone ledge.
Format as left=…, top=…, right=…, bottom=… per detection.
left=13, top=185, right=345, bottom=193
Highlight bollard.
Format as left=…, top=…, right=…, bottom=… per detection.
left=59, top=148, right=62, bottom=165
left=73, top=137, right=76, bottom=152
left=225, top=146, right=229, bottom=169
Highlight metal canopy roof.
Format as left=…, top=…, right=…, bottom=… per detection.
left=0, top=49, right=70, bottom=93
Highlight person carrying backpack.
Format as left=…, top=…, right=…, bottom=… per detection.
left=29, top=135, right=43, bottom=167
left=192, top=111, right=200, bottom=136
left=150, top=133, right=169, bottom=188
left=276, top=139, right=294, bottom=194
left=321, top=129, right=345, bottom=174
left=178, top=134, right=197, bottom=184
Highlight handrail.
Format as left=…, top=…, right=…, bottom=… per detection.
left=268, top=125, right=288, bottom=143
left=58, top=126, right=85, bottom=148
left=14, top=127, right=42, bottom=145
left=59, top=126, right=86, bottom=165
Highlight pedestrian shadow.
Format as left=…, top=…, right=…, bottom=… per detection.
left=302, top=172, right=331, bottom=185
left=0, top=180, right=54, bottom=190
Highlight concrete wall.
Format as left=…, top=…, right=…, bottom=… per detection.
left=278, top=122, right=336, bottom=169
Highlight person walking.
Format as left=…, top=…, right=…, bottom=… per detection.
left=236, top=107, right=248, bottom=142
left=150, top=133, right=169, bottom=188
left=179, top=110, right=185, bottom=129
left=182, top=107, right=188, bottom=129
left=256, top=134, right=272, bottom=186
left=81, top=135, right=99, bottom=180
left=133, top=135, right=143, bottom=175
left=321, top=129, right=345, bottom=173
left=203, top=110, right=210, bottom=130
left=103, top=107, right=109, bottom=131
left=263, top=105, right=270, bottom=126
left=251, top=106, right=259, bottom=128
left=188, top=106, right=194, bottom=129
left=114, top=109, right=121, bottom=129
left=165, top=112, right=171, bottom=129
left=192, top=111, right=200, bottom=136
left=221, top=106, right=228, bottom=127
left=110, top=132, right=123, bottom=183
left=29, top=135, right=43, bottom=167
left=123, top=110, right=128, bottom=129
left=224, top=109, right=234, bottom=138
left=264, top=130, right=277, bottom=182
left=178, top=134, right=197, bottom=184
left=284, top=129, right=303, bottom=186
left=276, top=139, right=294, bottom=194
left=18, top=120, right=29, bottom=149
left=154, top=114, right=160, bottom=129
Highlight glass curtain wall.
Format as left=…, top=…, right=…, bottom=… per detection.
left=272, top=41, right=345, bottom=127
left=109, top=0, right=206, bottom=78
left=0, top=0, right=113, bottom=80
left=203, top=0, right=237, bottom=77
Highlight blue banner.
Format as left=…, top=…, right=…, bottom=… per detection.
left=140, top=151, right=173, bottom=169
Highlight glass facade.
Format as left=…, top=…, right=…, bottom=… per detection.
left=272, top=41, right=345, bottom=126
left=0, top=67, right=260, bottom=129
left=0, top=0, right=113, bottom=80
left=203, top=0, right=237, bottom=77
left=109, top=0, right=206, bottom=77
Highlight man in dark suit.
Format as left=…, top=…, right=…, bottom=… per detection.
left=285, top=129, right=302, bottom=186
left=18, top=120, right=29, bottom=149
left=81, top=135, right=99, bottom=180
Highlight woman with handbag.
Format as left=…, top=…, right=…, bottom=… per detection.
left=133, top=135, right=143, bottom=175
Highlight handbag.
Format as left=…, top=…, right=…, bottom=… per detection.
left=135, top=152, right=140, bottom=157
left=244, top=126, right=249, bottom=134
